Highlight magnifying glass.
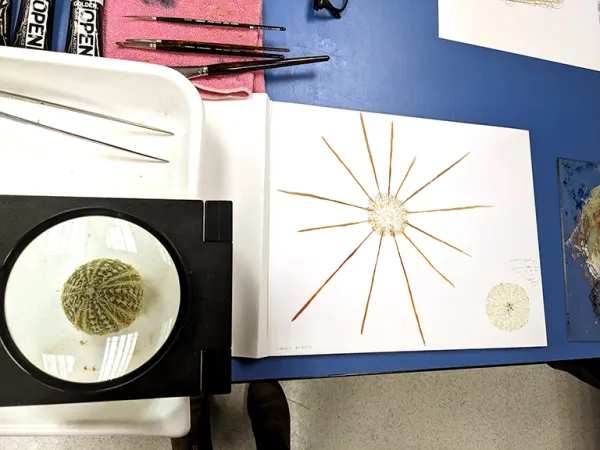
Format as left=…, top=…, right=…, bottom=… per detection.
left=0, top=212, right=184, bottom=390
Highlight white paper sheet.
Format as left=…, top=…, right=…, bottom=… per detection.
left=439, top=0, right=600, bottom=72
left=267, top=102, right=546, bottom=356
left=200, top=95, right=271, bottom=358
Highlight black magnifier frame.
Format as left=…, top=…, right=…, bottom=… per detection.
left=313, top=0, right=348, bottom=19
left=0, top=208, right=190, bottom=393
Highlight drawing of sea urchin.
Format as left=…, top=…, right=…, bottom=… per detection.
left=279, top=113, right=492, bottom=345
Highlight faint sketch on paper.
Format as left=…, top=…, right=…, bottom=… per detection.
left=558, top=158, right=600, bottom=341
left=486, top=283, right=530, bottom=331
left=279, top=113, right=493, bottom=345
left=439, top=0, right=600, bottom=74
left=504, top=0, right=564, bottom=8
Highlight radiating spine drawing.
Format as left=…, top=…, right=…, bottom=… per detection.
left=280, top=113, right=492, bottom=344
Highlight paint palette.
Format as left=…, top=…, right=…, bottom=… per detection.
left=558, top=158, right=600, bottom=341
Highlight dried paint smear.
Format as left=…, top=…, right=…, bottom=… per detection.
left=568, top=185, right=600, bottom=284
left=486, top=283, right=530, bottom=331
left=141, top=0, right=176, bottom=8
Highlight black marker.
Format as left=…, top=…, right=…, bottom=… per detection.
left=12, top=0, right=55, bottom=50
left=65, top=0, right=103, bottom=57
left=0, top=0, right=11, bottom=46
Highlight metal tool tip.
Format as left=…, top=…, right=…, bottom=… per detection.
left=124, top=15, right=155, bottom=20
left=118, top=40, right=154, bottom=49
left=125, top=38, right=155, bottom=43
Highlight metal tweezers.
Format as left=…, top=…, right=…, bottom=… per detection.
left=0, top=89, right=173, bottom=163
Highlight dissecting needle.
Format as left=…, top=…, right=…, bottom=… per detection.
left=0, top=89, right=174, bottom=136
left=0, top=110, right=169, bottom=163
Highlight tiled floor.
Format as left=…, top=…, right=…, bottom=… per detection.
left=1, top=364, right=600, bottom=449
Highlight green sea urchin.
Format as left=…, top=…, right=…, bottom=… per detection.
left=61, top=258, right=144, bottom=335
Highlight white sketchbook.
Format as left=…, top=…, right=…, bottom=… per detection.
left=439, top=0, right=600, bottom=72
left=204, top=97, right=546, bottom=358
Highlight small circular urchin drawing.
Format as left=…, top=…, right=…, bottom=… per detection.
left=486, top=283, right=530, bottom=331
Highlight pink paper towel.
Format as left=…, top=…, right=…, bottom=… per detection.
left=104, top=0, right=266, bottom=100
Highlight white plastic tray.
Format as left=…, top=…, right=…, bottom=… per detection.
left=0, top=47, right=204, bottom=437
left=0, top=397, right=190, bottom=437
left=0, top=46, right=203, bottom=199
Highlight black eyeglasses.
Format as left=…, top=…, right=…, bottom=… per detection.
left=313, top=0, right=349, bottom=19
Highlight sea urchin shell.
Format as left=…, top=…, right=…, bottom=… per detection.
left=61, top=258, right=144, bottom=335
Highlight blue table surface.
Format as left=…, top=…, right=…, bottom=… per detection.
left=233, top=0, right=600, bottom=382
left=42, top=0, right=600, bottom=381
